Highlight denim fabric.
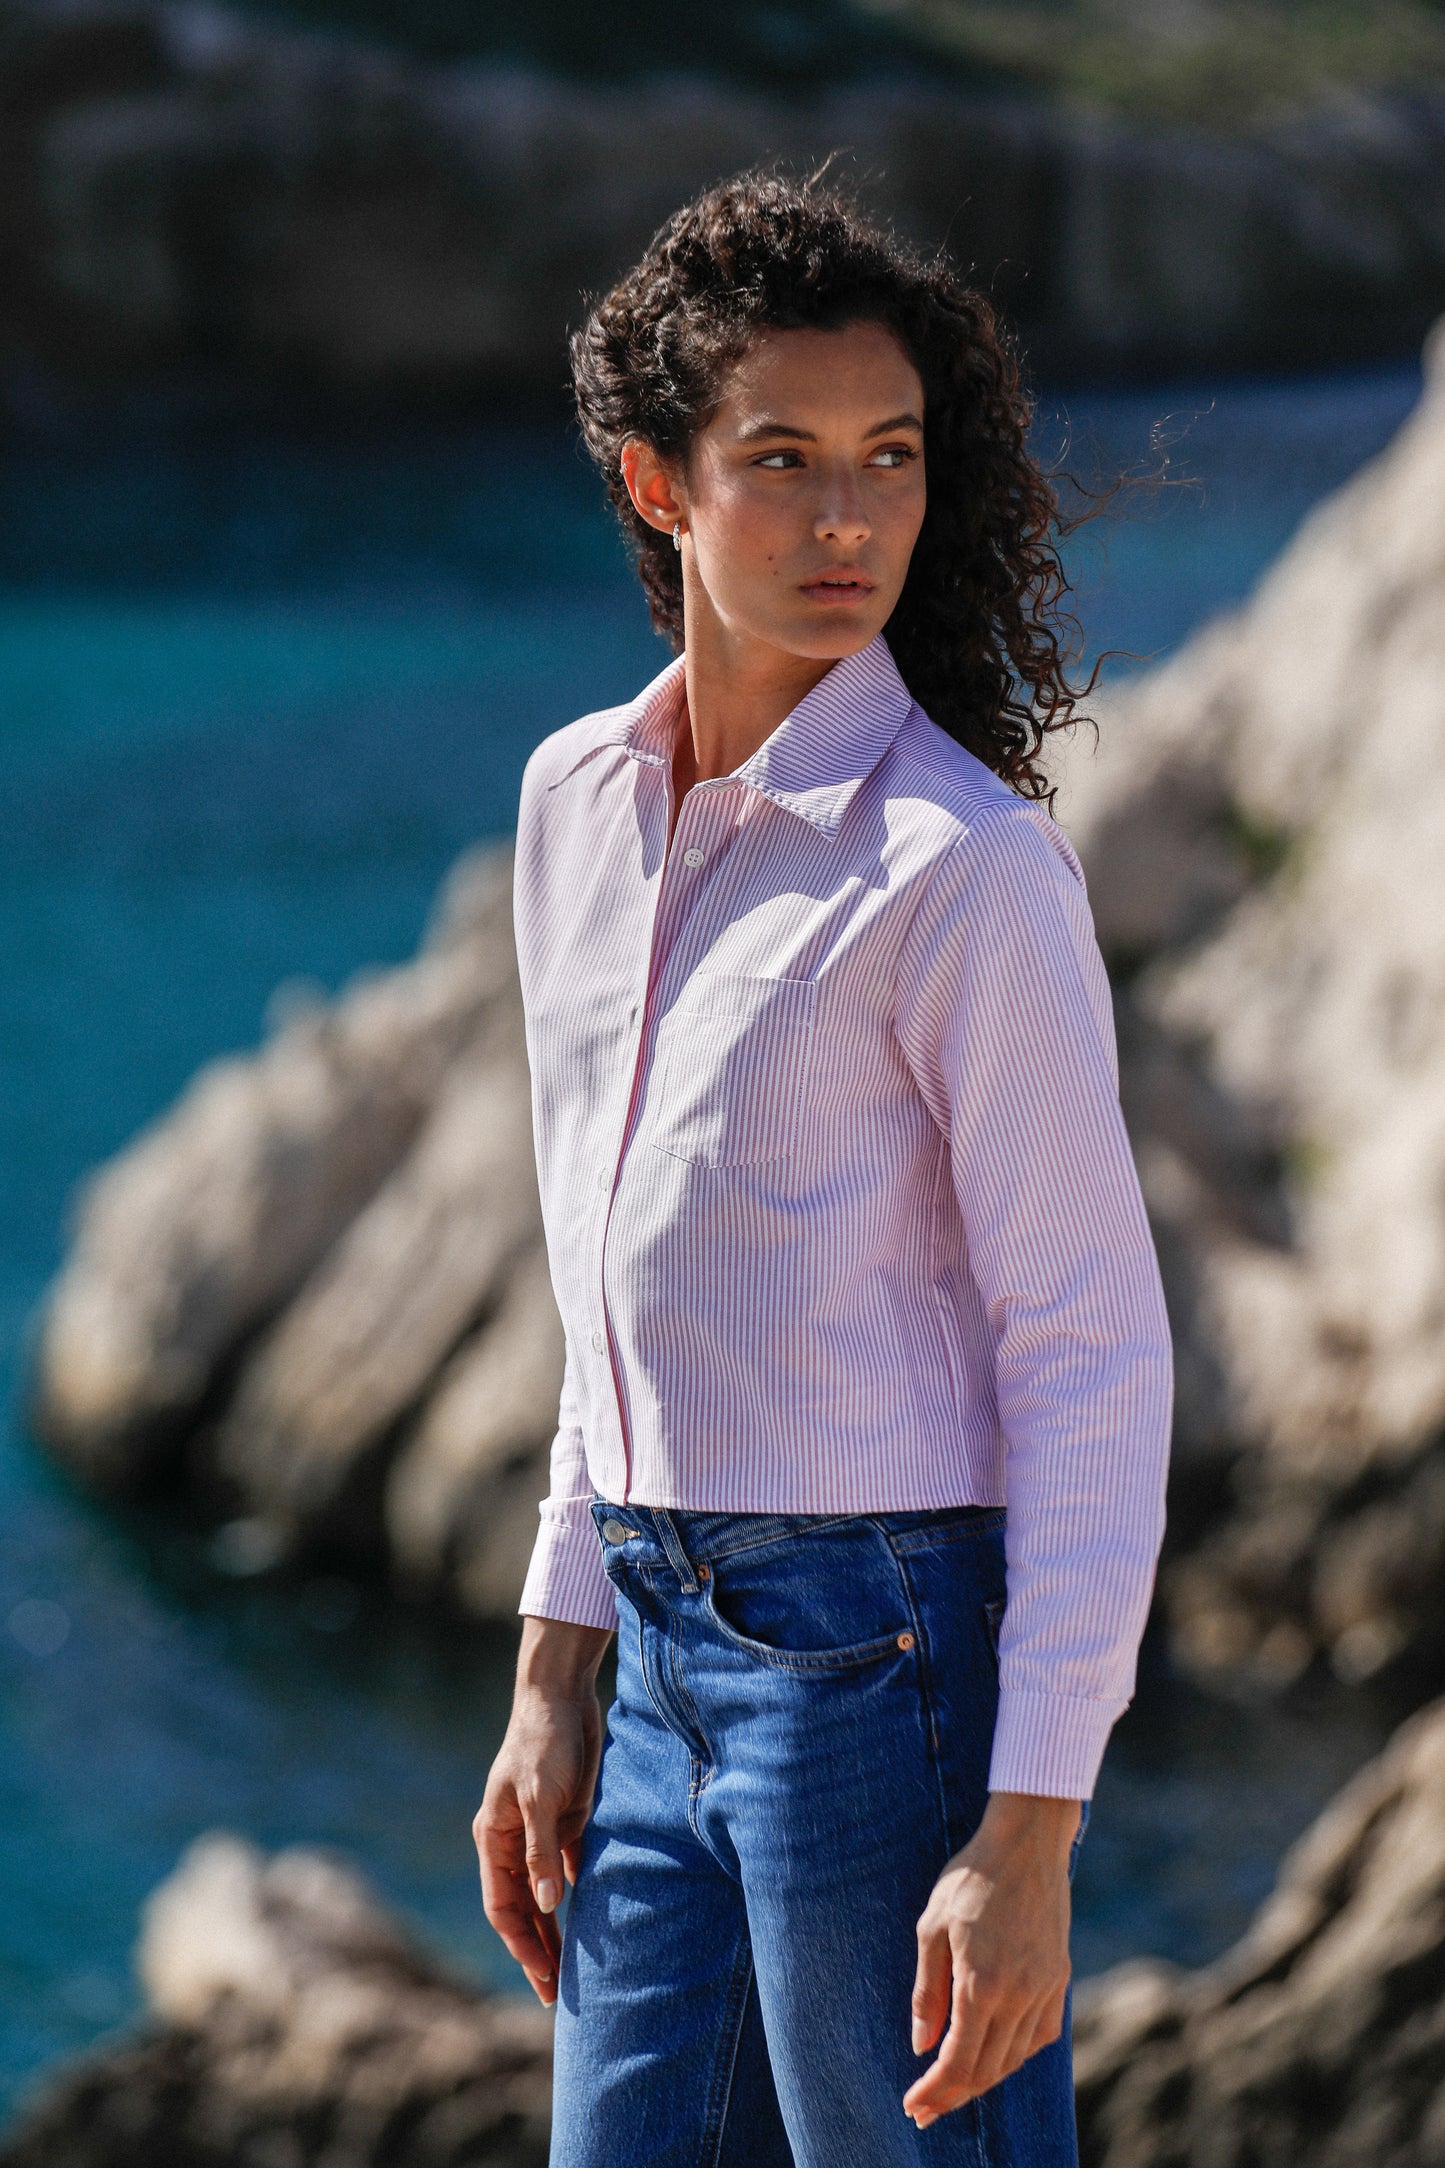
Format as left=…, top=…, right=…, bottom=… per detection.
left=550, top=1499, right=1086, bottom=2168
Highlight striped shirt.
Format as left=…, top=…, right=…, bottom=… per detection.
left=515, top=632, right=1171, bottom=1801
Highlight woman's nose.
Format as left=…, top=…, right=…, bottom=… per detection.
left=814, top=471, right=871, bottom=547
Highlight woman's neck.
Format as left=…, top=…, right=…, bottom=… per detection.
left=677, top=603, right=838, bottom=787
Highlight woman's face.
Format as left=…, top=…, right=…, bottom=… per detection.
left=627, top=320, right=927, bottom=665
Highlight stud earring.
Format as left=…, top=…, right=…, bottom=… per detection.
left=672, top=522, right=682, bottom=552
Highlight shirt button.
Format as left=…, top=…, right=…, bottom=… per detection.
left=682, top=847, right=704, bottom=868
left=591, top=1329, right=605, bottom=1352
left=597, top=1170, right=609, bottom=1191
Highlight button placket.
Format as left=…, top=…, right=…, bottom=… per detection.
left=595, top=775, right=738, bottom=1495
left=593, top=766, right=691, bottom=1494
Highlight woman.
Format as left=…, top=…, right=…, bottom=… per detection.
left=475, top=172, right=1171, bottom=2167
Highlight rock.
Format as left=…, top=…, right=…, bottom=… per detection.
left=3, top=0, right=1445, bottom=402
left=1074, top=1697, right=1445, bottom=2167
left=0, top=1833, right=552, bottom=2167
left=384, top=1240, right=566, bottom=1616
left=32, top=844, right=530, bottom=1456
left=1054, top=316, right=1445, bottom=1689
left=209, top=1020, right=540, bottom=1555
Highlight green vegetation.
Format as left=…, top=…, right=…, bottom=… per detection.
left=231, top=0, right=1445, bottom=114
left=847, top=0, right=1445, bottom=125
left=1222, top=802, right=1295, bottom=881
left=1283, top=1133, right=1332, bottom=1194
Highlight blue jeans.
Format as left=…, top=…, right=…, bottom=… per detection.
left=550, top=1499, right=1085, bottom=2168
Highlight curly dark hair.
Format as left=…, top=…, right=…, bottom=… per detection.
left=570, top=168, right=1098, bottom=803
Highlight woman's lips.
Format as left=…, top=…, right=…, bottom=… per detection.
left=799, top=571, right=875, bottom=605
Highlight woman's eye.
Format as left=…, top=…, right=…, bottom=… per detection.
left=753, top=445, right=917, bottom=470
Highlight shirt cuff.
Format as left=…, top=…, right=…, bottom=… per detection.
left=518, top=1503, right=619, bottom=1632
left=987, top=1688, right=1127, bottom=1802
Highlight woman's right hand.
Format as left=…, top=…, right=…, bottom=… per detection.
left=473, top=1615, right=614, bottom=2004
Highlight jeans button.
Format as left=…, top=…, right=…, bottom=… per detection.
left=601, top=1518, right=633, bottom=1544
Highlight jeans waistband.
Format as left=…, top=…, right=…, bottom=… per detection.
left=589, top=1496, right=1003, bottom=1590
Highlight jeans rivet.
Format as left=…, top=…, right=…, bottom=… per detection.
left=697, top=1563, right=711, bottom=1581
left=897, top=1631, right=915, bottom=1651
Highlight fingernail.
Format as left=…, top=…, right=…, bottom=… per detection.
left=535, top=1877, right=560, bottom=1913
left=911, top=2018, right=926, bottom=2053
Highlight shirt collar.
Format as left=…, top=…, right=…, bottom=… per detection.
left=551, top=633, right=915, bottom=838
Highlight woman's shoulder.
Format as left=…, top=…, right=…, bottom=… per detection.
left=521, top=655, right=685, bottom=805
left=520, top=703, right=632, bottom=797
left=884, top=706, right=1087, bottom=897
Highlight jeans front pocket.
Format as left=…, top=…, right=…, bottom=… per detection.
left=699, top=1519, right=915, bottom=1671
left=702, top=1578, right=911, bottom=1670
left=647, top=970, right=817, bottom=1168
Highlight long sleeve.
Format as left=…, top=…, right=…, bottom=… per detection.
left=892, top=804, right=1172, bottom=1801
left=517, top=1339, right=619, bottom=1632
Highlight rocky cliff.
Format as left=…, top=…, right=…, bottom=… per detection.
left=1055, top=316, right=1445, bottom=1694
left=1074, top=1697, right=1445, bottom=2168
left=4, top=0, right=1445, bottom=405
left=34, top=844, right=566, bottom=1615
left=0, top=1834, right=553, bottom=2167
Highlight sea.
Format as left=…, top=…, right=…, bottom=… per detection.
left=0, top=365, right=1421, bottom=2116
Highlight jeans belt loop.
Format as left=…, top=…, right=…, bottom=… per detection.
left=653, top=1507, right=700, bottom=1593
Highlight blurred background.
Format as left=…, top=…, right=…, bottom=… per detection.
left=5, top=4, right=1445, bottom=2163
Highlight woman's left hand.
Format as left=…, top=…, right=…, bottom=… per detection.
left=903, top=1791, right=1081, bottom=2129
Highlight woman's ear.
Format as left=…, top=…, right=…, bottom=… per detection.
left=620, top=439, right=687, bottom=539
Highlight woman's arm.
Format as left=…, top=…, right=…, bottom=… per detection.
left=892, top=801, right=1171, bottom=2119
left=892, top=802, right=1172, bottom=1801
left=477, top=1344, right=619, bottom=2002
left=903, top=1790, right=1080, bottom=2124
left=474, top=1614, right=614, bottom=2003
left=516, top=1340, right=619, bottom=1629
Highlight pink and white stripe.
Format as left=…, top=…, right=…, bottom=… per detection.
left=514, top=632, right=1171, bottom=1801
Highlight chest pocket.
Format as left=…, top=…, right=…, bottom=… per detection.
left=648, top=969, right=818, bottom=1168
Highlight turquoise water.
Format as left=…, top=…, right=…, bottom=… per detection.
left=0, top=371, right=1419, bottom=2116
